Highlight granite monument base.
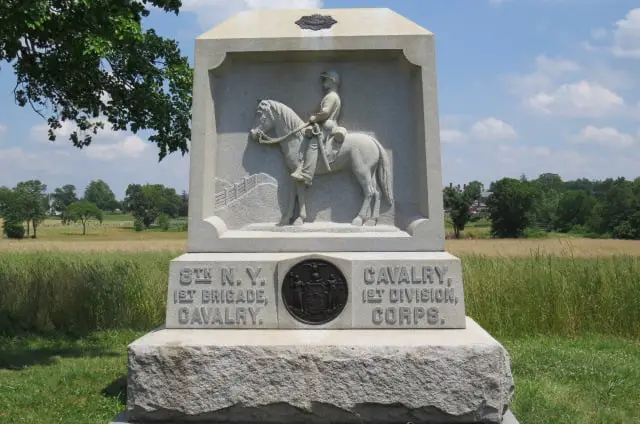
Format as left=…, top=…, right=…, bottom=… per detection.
left=111, top=411, right=520, bottom=424
left=166, top=251, right=467, bottom=330
left=113, top=318, right=516, bottom=424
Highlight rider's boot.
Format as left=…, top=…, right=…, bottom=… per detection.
left=291, top=135, right=319, bottom=186
left=291, top=165, right=305, bottom=182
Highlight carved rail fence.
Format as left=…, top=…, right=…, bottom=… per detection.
left=214, top=173, right=277, bottom=210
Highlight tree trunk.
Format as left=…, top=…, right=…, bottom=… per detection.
left=82, top=220, right=86, bottom=235
left=26, top=220, right=30, bottom=237
left=32, top=221, right=37, bottom=239
left=454, top=226, right=460, bottom=239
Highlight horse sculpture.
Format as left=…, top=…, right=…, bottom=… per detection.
left=249, top=100, right=393, bottom=226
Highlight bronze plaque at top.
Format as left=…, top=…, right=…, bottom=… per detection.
left=282, top=259, right=348, bottom=325
left=295, top=14, right=338, bottom=31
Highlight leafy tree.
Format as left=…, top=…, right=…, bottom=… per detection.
left=443, top=186, right=472, bottom=239
left=51, top=184, right=78, bottom=213
left=64, top=201, right=103, bottom=235
left=530, top=189, right=559, bottom=231
left=3, top=220, right=25, bottom=239
left=612, top=211, right=640, bottom=240
left=464, top=181, right=484, bottom=203
left=486, top=178, right=539, bottom=238
left=84, top=180, right=117, bottom=211
left=0, top=186, right=16, bottom=217
left=527, top=174, right=565, bottom=231
left=535, top=173, right=564, bottom=193
left=14, top=180, right=48, bottom=238
left=554, top=190, right=597, bottom=232
left=123, top=183, right=181, bottom=228
left=0, top=186, right=26, bottom=238
left=134, top=219, right=145, bottom=232
left=592, top=178, right=617, bottom=201
left=179, top=190, right=189, bottom=217
left=0, top=0, right=192, bottom=159
left=589, top=178, right=638, bottom=234
left=157, top=213, right=170, bottom=231
left=564, top=178, right=594, bottom=195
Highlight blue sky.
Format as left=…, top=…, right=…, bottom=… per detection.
left=1, top=0, right=639, bottom=198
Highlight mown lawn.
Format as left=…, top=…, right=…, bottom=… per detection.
left=0, top=332, right=638, bottom=424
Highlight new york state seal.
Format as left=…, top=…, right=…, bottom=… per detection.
left=282, top=259, right=348, bottom=325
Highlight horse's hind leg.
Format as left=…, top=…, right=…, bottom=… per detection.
left=352, top=168, right=374, bottom=226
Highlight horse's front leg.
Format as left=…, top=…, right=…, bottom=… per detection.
left=293, top=182, right=307, bottom=226
left=279, top=179, right=297, bottom=226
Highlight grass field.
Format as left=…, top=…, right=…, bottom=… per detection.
left=2, top=220, right=640, bottom=423
left=4, top=228, right=640, bottom=257
left=4, top=216, right=639, bottom=257
left=1, top=332, right=638, bottom=424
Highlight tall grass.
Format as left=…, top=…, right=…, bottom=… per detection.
left=1, top=252, right=639, bottom=338
left=463, top=253, right=640, bottom=339
left=0, top=252, right=170, bottom=335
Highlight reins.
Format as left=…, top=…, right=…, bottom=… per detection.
left=256, top=122, right=314, bottom=144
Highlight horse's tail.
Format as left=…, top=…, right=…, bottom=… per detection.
left=373, top=138, right=393, bottom=205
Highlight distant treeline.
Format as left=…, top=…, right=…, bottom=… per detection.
left=0, top=179, right=188, bottom=238
left=446, top=173, right=640, bottom=240
left=2, top=173, right=639, bottom=240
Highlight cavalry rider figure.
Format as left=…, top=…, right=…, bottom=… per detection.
left=291, top=70, right=347, bottom=186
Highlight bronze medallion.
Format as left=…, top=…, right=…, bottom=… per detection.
left=295, top=14, right=338, bottom=31
left=282, top=259, right=348, bottom=325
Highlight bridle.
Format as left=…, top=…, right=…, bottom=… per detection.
left=254, top=122, right=319, bottom=145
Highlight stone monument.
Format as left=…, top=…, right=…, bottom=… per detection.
left=113, top=8, right=519, bottom=424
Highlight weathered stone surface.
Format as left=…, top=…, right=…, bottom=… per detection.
left=188, top=8, right=446, bottom=254
left=126, top=318, right=514, bottom=423
left=112, top=410, right=521, bottom=423
left=166, top=252, right=465, bottom=330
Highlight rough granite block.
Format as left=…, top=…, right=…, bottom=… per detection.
left=112, top=410, right=521, bottom=424
left=123, top=318, right=514, bottom=423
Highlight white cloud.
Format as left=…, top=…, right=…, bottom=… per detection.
left=527, top=80, right=624, bottom=118
left=181, top=0, right=324, bottom=28
left=508, top=55, right=636, bottom=117
left=569, top=125, right=635, bottom=148
left=441, top=117, right=517, bottom=143
left=0, top=143, right=188, bottom=198
left=84, top=135, right=148, bottom=160
left=591, top=27, right=608, bottom=41
left=440, top=129, right=467, bottom=143
left=612, top=8, right=640, bottom=58
left=29, top=119, right=149, bottom=160
left=0, top=147, right=72, bottom=177
left=469, top=117, right=517, bottom=141
left=0, top=123, right=6, bottom=141
left=508, top=55, right=580, bottom=95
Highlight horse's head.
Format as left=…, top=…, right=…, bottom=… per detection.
left=249, top=100, right=274, bottom=143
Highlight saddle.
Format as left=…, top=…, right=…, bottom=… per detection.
left=306, top=123, right=347, bottom=165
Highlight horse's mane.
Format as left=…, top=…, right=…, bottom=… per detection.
left=263, top=100, right=304, bottom=130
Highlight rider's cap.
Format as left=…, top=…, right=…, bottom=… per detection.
left=320, top=70, right=340, bottom=86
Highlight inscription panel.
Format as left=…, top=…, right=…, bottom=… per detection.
left=352, top=259, right=466, bottom=329
left=166, top=261, right=278, bottom=328
left=165, top=253, right=465, bottom=329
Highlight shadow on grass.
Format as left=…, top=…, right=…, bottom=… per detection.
left=102, top=375, right=127, bottom=403
left=0, top=341, right=120, bottom=370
